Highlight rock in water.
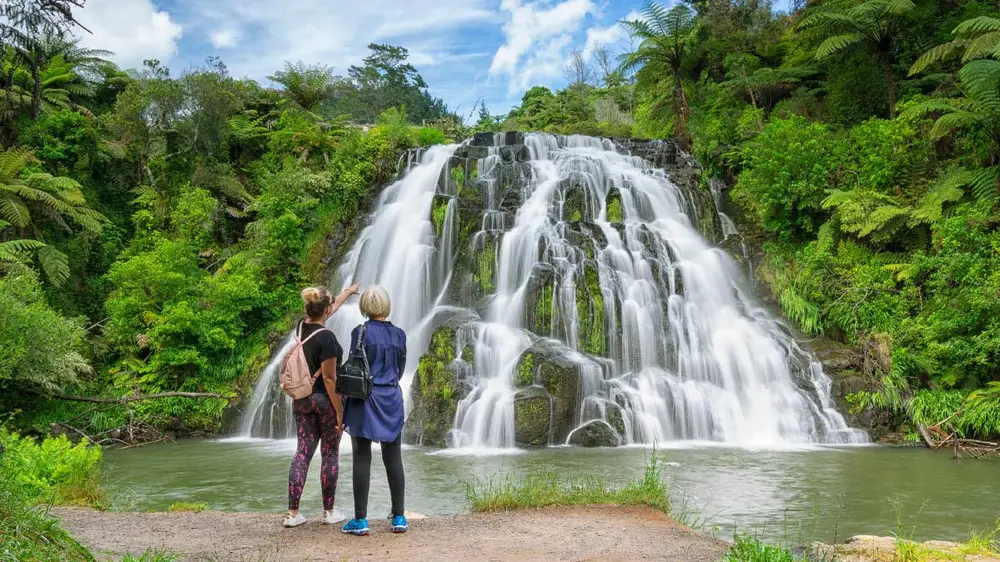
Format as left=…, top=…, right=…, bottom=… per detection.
left=568, top=420, right=621, bottom=448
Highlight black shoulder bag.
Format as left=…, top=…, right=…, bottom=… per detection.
left=336, top=323, right=373, bottom=400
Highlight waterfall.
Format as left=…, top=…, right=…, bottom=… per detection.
left=238, top=145, right=460, bottom=438
left=238, top=132, right=867, bottom=449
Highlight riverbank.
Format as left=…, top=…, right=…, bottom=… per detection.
left=54, top=506, right=730, bottom=561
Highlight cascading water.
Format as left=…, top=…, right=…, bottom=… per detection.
left=238, top=145, right=460, bottom=438
left=238, top=131, right=867, bottom=449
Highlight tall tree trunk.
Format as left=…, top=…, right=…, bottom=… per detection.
left=883, top=57, right=896, bottom=119
left=672, top=67, right=689, bottom=144
left=31, top=54, right=42, bottom=120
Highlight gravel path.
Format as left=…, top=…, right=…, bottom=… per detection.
left=55, top=506, right=730, bottom=562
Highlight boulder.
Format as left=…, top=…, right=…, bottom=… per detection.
left=568, top=420, right=621, bottom=447
left=514, top=387, right=551, bottom=447
left=405, top=326, right=466, bottom=446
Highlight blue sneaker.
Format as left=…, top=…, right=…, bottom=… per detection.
left=342, top=518, right=369, bottom=536
left=390, top=514, right=408, bottom=533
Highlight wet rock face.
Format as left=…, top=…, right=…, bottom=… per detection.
left=568, top=420, right=621, bottom=447
left=407, top=132, right=787, bottom=449
left=405, top=326, right=469, bottom=446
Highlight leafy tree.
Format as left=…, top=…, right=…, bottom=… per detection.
left=797, top=0, right=916, bottom=118
left=269, top=61, right=338, bottom=112
left=0, top=270, right=90, bottom=395
left=620, top=2, right=697, bottom=141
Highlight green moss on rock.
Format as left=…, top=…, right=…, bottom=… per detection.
left=575, top=263, right=606, bottom=356
left=432, top=199, right=450, bottom=237
left=516, top=352, right=535, bottom=387
left=405, top=326, right=462, bottom=446
left=606, top=196, right=623, bottom=223
left=514, top=389, right=551, bottom=447
left=475, top=242, right=496, bottom=292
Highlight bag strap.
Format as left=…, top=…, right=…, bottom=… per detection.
left=298, top=324, right=329, bottom=347
left=355, top=322, right=367, bottom=354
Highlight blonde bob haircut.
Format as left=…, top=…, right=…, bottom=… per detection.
left=359, top=285, right=391, bottom=319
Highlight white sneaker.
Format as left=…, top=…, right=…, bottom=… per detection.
left=283, top=513, right=307, bottom=528
left=323, top=509, right=348, bottom=525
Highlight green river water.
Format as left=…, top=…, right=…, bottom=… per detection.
left=103, top=440, right=998, bottom=545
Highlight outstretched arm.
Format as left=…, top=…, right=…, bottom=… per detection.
left=329, top=283, right=361, bottom=316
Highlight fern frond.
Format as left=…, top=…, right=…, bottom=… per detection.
left=815, top=33, right=866, bottom=59
left=37, top=244, right=70, bottom=287
left=929, top=110, right=981, bottom=140
left=909, top=41, right=963, bottom=76
left=900, top=99, right=965, bottom=120
left=953, top=16, right=1000, bottom=37
left=881, top=0, right=916, bottom=16
left=959, top=59, right=1000, bottom=112
left=968, top=166, right=1000, bottom=205
left=910, top=167, right=970, bottom=224
left=962, top=32, right=1000, bottom=62
left=0, top=195, right=31, bottom=227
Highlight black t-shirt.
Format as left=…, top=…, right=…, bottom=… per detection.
left=298, top=321, right=343, bottom=396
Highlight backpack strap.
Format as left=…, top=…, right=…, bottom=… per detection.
left=298, top=323, right=329, bottom=346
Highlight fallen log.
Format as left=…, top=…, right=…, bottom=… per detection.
left=50, top=392, right=229, bottom=405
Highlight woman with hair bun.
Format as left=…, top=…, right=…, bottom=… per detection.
left=283, top=283, right=360, bottom=529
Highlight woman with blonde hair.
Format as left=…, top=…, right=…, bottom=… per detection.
left=341, top=285, right=409, bottom=536
left=283, top=283, right=359, bottom=528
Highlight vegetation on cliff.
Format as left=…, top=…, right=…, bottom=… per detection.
left=0, top=2, right=460, bottom=440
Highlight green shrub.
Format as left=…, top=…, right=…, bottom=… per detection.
left=732, top=117, right=840, bottom=240
left=0, top=441, right=95, bottom=561
left=415, top=127, right=446, bottom=147
left=724, top=535, right=796, bottom=562
left=0, top=430, right=104, bottom=508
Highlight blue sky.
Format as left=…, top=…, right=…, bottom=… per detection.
left=73, top=0, right=794, bottom=117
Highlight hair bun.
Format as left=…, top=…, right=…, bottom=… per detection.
left=301, top=287, right=322, bottom=303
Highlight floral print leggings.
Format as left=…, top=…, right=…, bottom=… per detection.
left=288, top=392, right=340, bottom=511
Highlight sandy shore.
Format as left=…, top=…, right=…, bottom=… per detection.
left=55, top=505, right=730, bottom=562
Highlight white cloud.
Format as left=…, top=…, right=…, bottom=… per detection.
left=74, top=0, right=183, bottom=69
left=582, top=9, right=640, bottom=59
left=170, top=0, right=497, bottom=83
left=210, top=29, right=240, bottom=50
left=489, top=0, right=597, bottom=91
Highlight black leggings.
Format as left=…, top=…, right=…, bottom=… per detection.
left=351, top=435, right=404, bottom=519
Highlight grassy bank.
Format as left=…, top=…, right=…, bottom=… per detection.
left=0, top=430, right=104, bottom=561
left=464, top=455, right=671, bottom=514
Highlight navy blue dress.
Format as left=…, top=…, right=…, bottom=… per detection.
left=342, top=320, right=407, bottom=443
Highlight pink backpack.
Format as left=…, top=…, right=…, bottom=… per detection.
left=279, top=324, right=329, bottom=399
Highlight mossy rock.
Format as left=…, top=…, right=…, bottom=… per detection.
left=575, top=261, right=606, bottom=356
left=515, top=352, right=535, bottom=387
left=528, top=346, right=582, bottom=442
left=405, top=326, right=464, bottom=446
left=606, top=404, right=626, bottom=435
left=568, top=420, right=621, bottom=447
left=514, top=387, right=551, bottom=447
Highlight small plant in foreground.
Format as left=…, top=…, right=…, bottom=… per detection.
left=724, top=534, right=796, bottom=562
left=167, top=502, right=208, bottom=513
left=464, top=455, right=670, bottom=514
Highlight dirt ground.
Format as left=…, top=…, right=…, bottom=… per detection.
left=55, top=505, right=731, bottom=562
